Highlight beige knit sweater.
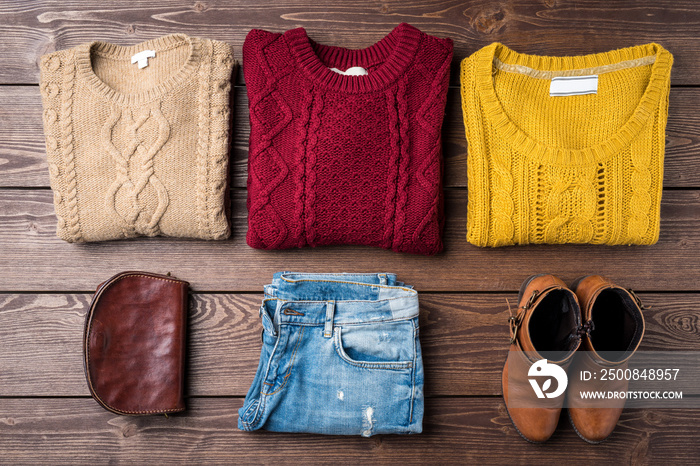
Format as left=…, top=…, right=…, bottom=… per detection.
left=39, top=34, right=234, bottom=242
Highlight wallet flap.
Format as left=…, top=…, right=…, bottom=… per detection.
left=84, top=271, right=189, bottom=415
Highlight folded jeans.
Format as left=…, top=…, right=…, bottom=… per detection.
left=238, top=272, right=424, bottom=436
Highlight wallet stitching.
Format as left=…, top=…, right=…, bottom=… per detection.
left=85, top=272, right=188, bottom=415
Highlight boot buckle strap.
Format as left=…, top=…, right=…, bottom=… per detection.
left=524, top=290, right=540, bottom=311
left=508, top=314, right=522, bottom=344
left=628, top=289, right=650, bottom=310
left=507, top=293, right=538, bottom=344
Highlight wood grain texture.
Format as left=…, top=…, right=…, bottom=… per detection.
left=1, top=1, right=700, bottom=85
left=2, top=1, right=700, bottom=461
left=0, top=189, right=698, bottom=292
left=3, top=85, right=700, bottom=188
left=1, top=292, right=697, bottom=397
left=0, top=397, right=698, bottom=464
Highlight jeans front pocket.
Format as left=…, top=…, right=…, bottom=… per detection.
left=333, top=320, right=415, bottom=370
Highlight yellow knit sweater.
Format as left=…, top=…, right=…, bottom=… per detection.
left=460, top=43, right=673, bottom=247
left=39, top=34, right=234, bottom=242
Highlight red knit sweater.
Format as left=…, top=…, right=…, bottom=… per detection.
left=243, top=23, right=453, bottom=255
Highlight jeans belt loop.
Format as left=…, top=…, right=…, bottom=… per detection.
left=323, top=300, right=336, bottom=338
left=378, top=273, right=388, bottom=286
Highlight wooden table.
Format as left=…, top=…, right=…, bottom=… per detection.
left=1, top=1, right=699, bottom=463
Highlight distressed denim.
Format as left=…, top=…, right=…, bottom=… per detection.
left=238, top=272, right=424, bottom=436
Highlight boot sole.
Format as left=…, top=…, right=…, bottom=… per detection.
left=504, top=402, right=548, bottom=444
left=567, top=409, right=608, bottom=444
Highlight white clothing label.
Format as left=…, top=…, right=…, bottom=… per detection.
left=131, top=50, right=156, bottom=69
left=549, top=75, right=598, bottom=96
left=329, top=66, right=368, bottom=76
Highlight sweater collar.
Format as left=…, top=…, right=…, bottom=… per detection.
left=285, top=23, right=422, bottom=93
left=75, top=33, right=203, bottom=106
left=475, top=42, right=673, bottom=165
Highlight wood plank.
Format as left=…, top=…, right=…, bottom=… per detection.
left=0, top=189, right=698, bottom=292
left=3, top=1, right=699, bottom=462
left=1, top=292, right=697, bottom=397
left=1, top=1, right=700, bottom=85
left=0, top=397, right=698, bottom=464
left=3, top=85, right=700, bottom=188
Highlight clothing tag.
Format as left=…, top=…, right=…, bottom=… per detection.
left=329, top=66, right=368, bottom=76
left=549, top=75, right=598, bottom=96
left=131, top=50, right=156, bottom=69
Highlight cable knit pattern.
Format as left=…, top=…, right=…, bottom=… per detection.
left=303, top=91, right=324, bottom=247
left=392, top=76, right=410, bottom=252
left=38, top=34, right=234, bottom=242
left=490, top=146, right=515, bottom=247
left=411, top=46, right=452, bottom=253
left=243, top=23, right=453, bottom=255
left=543, top=167, right=597, bottom=244
left=628, top=119, right=655, bottom=243
left=293, top=88, right=314, bottom=247
left=460, top=42, right=673, bottom=246
left=195, top=39, right=212, bottom=239
left=382, top=88, right=400, bottom=250
left=101, top=105, right=170, bottom=237
left=246, top=32, right=293, bottom=249
left=40, top=53, right=72, bottom=241
left=59, top=52, right=83, bottom=242
left=207, top=45, right=235, bottom=239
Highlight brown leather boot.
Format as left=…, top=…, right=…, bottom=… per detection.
left=567, top=275, right=646, bottom=443
left=503, top=274, right=582, bottom=443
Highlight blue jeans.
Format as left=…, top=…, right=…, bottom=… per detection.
left=238, top=272, right=424, bottom=436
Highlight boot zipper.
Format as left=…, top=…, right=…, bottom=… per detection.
left=576, top=319, right=595, bottom=338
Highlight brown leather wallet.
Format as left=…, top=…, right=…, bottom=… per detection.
left=83, top=271, right=189, bottom=415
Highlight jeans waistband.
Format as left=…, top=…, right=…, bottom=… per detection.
left=272, top=271, right=405, bottom=286
left=265, top=272, right=413, bottom=300
left=260, top=272, right=418, bottom=331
